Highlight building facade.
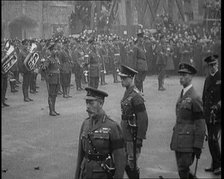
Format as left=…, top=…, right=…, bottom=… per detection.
left=1, top=1, right=74, bottom=40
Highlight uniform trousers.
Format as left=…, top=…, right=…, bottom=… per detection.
left=1, top=75, right=8, bottom=103
left=134, top=71, right=146, bottom=92
left=175, top=151, right=195, bottom=179
left=22, top=72, right=31, bottom=99
left=206, top=122, right=221, bottom=169
left=89, top=77, right=99, bottom=89
left=157, top=65, right=166, bottom=88
left=125, top=140, right=142, bottom=169
left=30, top=71, right=38, bottom=91
left=112, top=66, right=118, bottom=82
left=75, top=68, right=82, bottom=90
left=60, top=72, right=71, bottom=87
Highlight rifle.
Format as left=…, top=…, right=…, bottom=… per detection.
left=128, top=114, right=140, bottom=179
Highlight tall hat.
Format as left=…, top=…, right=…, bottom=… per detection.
left=118, top=65, right=138, bottom=78
left=204, top=55, right=218, bottom=65
left=178, top=63, right=197, bottom=75
left=85, top=87, right=108, bottom=100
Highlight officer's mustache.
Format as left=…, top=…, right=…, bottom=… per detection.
left=86, top=109, right=94, bottom=114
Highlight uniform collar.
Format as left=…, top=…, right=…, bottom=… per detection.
left=210, top=69, right=218, bottom=76
left=90, top=110, right=106, bottom=131
left=183, top=84, right=192, bottom=96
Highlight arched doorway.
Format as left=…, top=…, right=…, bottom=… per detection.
left=8, top=15, right=38, bottom=39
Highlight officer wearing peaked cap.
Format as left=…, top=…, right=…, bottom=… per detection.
left=178, top=62, right=197, bottom=74
left=88, top=37, right=100, bottom=89
left=44, top=42, right=61, bottom=116
left=118, top=65, right=148, bottom=179
left=133, top=27, right=148, bottom=93
left=170, top=62, right=206, bottom=179
left=202, top=55, right=221, bottom=175
left=75, top=87, right=126, bottom=179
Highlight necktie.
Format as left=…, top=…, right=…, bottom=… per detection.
left=180, top=89, right=184, bottom=98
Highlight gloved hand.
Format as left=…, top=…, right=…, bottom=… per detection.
left=193, top=147, right=201, bottom=159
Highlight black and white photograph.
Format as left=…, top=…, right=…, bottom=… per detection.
left=1, top=0, right=221, bottom=178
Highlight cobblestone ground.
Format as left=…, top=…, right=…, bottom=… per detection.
left=2, top=74, right=221, bottom=179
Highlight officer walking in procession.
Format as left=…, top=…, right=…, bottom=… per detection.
left=75, top=87, right=126, bottom=179
left=170, top=63, right=206, bottom=179
left=118, top=65, right=148, bottom=179
left=202, top=55, right=221, bottom=175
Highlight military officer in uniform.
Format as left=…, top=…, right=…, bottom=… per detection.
left=43, top=43, right=60, bottom=116
left=155, top=35, right=167, bottom=91
left=132, top=29, right=148, bottom=92
left=1, top=70, right=9, bottom=107
left=202, top=55, right=221, bottom=175
left=118, top=65, right=148, bottom=179
left=75, top=87, right=126, bottom=179
left=170, top=63, right=206, bottom=179
left=18, top=39, right=34, bottom=102
left=71, top=45, right=84, bottom=91
left=88, top=37, right=100, bottom=89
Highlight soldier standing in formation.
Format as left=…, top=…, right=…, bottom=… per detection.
left=170, top=63, right=206, bottom=179
left=111, top=42, right=120, bottom=83
left=72, top=44, right=84, bottom=91
left=118, top=65, right=148, bottom=179
left=59, top=41, right=73, bottom=98
left=88, top=37, right=100, bottom=89
left=97, top=42, right=107, bottom=86
left=132, top=29, right=148, bottom=93
left=9, top=61, right=19, bottom=93
left=75, top=87, right=126, bottom=179
left=18, top=40, right=33, bottom=102
left=43, top=43, right=60, bottom=116
left=155, top=35, right=167, bottom=91
left=202, top=55, right=221, bottom=175
left=1, top=44, right=10, bottom=107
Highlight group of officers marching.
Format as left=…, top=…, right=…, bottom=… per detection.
left=2, top=28, right=221, bottom=179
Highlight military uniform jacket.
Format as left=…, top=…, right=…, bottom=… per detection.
left=133, top=44, right=148, bottom=72
left=45, top=54, right=60, bottom=85
left=17, top=49, right=30, bottom=74
left=89, top=49, right=100, bottom=77
left=59, top=50, right=72, bottom=73
left=120, top=85, right=148, bottom=141
left=155, top=43, right=167, bottom=66
left=202, top=71, right=221, bottom=123
left=75, top=112, right=124, bottom=179
left=170, top=86, right=206, bottom=152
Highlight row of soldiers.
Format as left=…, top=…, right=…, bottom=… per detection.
left=1, top=35, right=122, bottom=109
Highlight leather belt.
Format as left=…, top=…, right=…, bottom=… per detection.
left=85, top=153, right=107, bottom=161
left=121, top=114, right=133, bottom=120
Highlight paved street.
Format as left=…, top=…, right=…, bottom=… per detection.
left=2, top=74, right=221, bottom=179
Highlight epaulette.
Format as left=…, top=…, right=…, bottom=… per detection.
left=104, top=115, right=114, bottom=123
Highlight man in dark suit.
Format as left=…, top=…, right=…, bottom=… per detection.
left=170, top=63, right=206, bottom=179
left=202, top=55, right=221, bottom=175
